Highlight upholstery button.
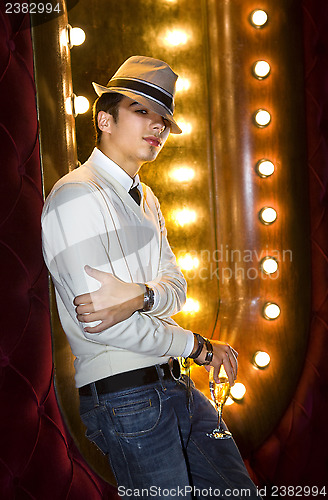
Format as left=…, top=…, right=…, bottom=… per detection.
left=38, top=404, right=45, bottom=416
left=7, top=40, right=15, bottom=51
left=18, top=164, right=26, bottom=175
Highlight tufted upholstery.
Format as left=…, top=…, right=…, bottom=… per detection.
left=0, top=6, right=117, bottom=499
left=0, top=1, right=327, bottom=497
left=245, top=0, right=328, bottom=488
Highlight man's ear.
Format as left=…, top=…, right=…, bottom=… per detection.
left=97, top=111, right=113, bottom=133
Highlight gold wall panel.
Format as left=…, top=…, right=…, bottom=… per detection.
left=204, top=0, right=311, bottom=454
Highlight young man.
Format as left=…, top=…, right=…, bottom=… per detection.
left=41, top=56, right=259, bottom=498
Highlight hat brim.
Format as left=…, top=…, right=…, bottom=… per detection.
left=92, top=82, right=182, bottom=134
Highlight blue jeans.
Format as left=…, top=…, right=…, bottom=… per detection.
left=79, top=371, right=259, bottom=499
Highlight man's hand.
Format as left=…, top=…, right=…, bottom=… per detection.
left=193, top=339, right=238, bottom=386
left=73, top=266, right=144, bottom=333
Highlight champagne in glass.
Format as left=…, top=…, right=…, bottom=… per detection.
left=207, top=365, right=232, bottom=439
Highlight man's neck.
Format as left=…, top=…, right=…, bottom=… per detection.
left=97, top=144, right=141, bottom=179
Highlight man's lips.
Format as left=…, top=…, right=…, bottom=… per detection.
left=143, top=136, right=161, bottom=147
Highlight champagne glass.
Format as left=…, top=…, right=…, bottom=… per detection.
left=207, top=365, right=232, bottom=439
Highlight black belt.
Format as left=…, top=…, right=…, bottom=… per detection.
left=78, top=359, right=181, bottom=396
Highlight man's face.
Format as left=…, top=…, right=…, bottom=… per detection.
left=101, top=96, right=171, bottom=175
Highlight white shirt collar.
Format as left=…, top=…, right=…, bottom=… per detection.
left=90, top=147, right=140, bottom=192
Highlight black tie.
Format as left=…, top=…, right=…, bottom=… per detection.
left=129, top=185, right=141, bottom=205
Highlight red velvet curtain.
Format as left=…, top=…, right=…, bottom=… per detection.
left=0, top=1, right=327, bottom=497
left=0, top=5, right=117, bottom=499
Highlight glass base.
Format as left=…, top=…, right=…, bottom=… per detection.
left=206, top=428, right=232, bottom=440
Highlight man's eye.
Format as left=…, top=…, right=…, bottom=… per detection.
left=136, top=109, right=147, bottom=114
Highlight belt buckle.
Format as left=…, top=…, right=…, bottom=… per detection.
left=169, top=357, right=181, bottom=381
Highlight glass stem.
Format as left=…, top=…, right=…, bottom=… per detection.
left=217, top=404, right=223, bottom=430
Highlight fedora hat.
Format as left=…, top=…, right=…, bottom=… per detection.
left=92, top=55, right=182, bottom=134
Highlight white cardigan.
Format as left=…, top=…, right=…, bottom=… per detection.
left=41, top=148, right=193, bottom=387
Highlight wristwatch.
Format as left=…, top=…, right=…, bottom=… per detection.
left=140, top=284, right=155, bottom=312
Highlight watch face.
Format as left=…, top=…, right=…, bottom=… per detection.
left=149, top=288, right=155, bottom=309
left=142, top=286, right=154, bottom=311
left=145, top=286, right=154, bottom=311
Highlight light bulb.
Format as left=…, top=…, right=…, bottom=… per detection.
left=177, top=254, right=199, bottom=271
left=169, top=167, right=195, bottom=182
left=182, top=298, right=200, bottom=313
left=256, top=159, right=275, bottom=177
left=165, top=29, right=189, bottom=47
left=171, top=208, right=197, bottom=226
left=252, top=60, right=271, bottom=79
left=260, top=256, right=278, bottom=274
left=250, top=10, right=268, bottom=28
left=68, top=26, right=86, bottom=48
left=254, top=109, right=271, bottom=127
left=176, top=78, right=191, bottom=92
left=263, top=302, right=280, bottom=320
left=259, top=207, right=277, bottom=225
left=253, top=351, right=271, bottom=368
left=230, top=383, right=246, bottom=401
left=73, top=95, right=90, bottom=116
left=176, top=120, right=192, bottom=135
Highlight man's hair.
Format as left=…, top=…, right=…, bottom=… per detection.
left=93, top=92, right=124, bottom=144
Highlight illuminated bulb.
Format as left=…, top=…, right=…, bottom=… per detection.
left=250, top=9, right=268, bottom=28
left=230, top=383, right=246, bottom=401
left=177, top=254, right=199, bottom=271
left=263, top=302, right=281, bottom=320
left=73, top=95, right=90, bottom=116
left=254, top=109, right=271, bottom=127
left=177, top=120, right=192, bottom=135
left=68, top=26, right=86, bottom=48
left=182, top=298, right=200, bottom=313
left=253, top=60, right=271, bottom=79
left=259, top=207, right=277, bottom=225
left=256, top=159, right=275, bottom=177
left=172, top=208, right=197, bottom=226
left=169, top=167, right=195, bottom=182
left=260, top=256, right=278, bottom=274
left=253, top=351, right=271, bottom=369
left=176, top=78, right=191, bottom=92
left=165, top=29, right=189, bottom=47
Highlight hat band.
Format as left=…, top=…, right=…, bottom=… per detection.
left=106, top=78, right=174, bottom=115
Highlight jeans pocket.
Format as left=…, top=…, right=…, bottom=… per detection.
left=109, top=387, right=162, bottom=437
left=80, top=405, right=109, bottom=455
left=85, top=428, right=109, bottom=455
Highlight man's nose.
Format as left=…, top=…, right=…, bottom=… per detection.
left=151, top=113, right=166, bottom=133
